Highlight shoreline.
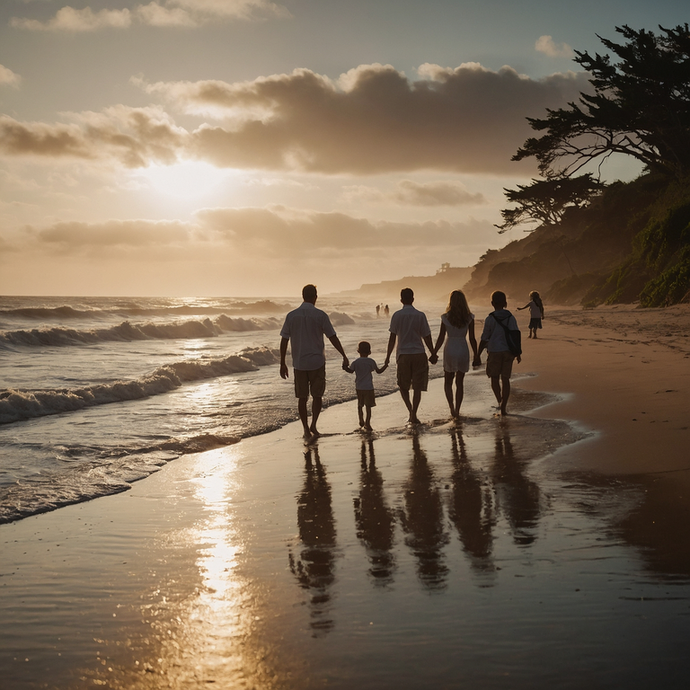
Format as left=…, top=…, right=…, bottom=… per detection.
left=3, top=303, right=690, bottom=688
left=512, top=302, right=690, bottom=475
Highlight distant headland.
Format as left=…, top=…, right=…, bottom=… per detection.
left=336, top=263, right=473, bottom=303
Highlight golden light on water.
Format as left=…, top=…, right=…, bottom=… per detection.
left=188, top=448, right=246, bottom=618
left=128, top=448, right=263, bottom=686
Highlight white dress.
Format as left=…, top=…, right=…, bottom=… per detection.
left=441, top=313, right=473, bottom=373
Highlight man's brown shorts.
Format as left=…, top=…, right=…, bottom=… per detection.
left=397, top=353, right=429, bottom=391
left=486, top=351, right=515, bottom=379
left=357, top=389, right=376, bottom=408
left=294, top=365, right=326, bottom=398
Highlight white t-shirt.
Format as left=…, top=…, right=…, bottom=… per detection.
left=480, top=309, right=519, bottom=353
left=528, top=301, right=542, bottom=319
left=347, top=357, right=378, bottom=390
left=280, top=302, right=336, bottom=371
left=389, top=305, right=431, bottom=358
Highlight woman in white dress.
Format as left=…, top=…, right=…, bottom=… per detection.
left=432, top=290, right=478, bottom=418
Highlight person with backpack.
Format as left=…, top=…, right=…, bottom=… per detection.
left=474, top=290, right=521, bottom=416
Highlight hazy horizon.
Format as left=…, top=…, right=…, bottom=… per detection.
left=1, top=0, right=686, bottom=297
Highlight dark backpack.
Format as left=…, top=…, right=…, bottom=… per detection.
left=491, top=312, right=522, bottom=357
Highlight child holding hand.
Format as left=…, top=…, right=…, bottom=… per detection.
left=343, top=341, right=388, bottom=430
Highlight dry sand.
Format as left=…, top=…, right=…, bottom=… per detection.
left=517, top=302, right=690, bottom=474
left=2, top=302, right=690, bottom=689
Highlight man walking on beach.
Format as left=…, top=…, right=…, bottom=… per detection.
left=475, top=290, right=521, bottom=416
left=280, top=284, right=349, bottom=440
left=383, top=287, right=437, bottom=425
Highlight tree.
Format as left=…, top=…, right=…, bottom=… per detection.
left=514, top=24, right=690, bottom=180
left=495, top=174, right=605, bottom=233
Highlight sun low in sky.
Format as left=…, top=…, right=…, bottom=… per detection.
left=0, top=0, right=686, bottom=296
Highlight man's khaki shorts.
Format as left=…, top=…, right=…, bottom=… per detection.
left=294, top=365, right=326, bottom=398
left=486, top=351, right=515, bottom=379
left=397, top=353, right=429, bottom=391
left=357, top=389, right=376, bottom=408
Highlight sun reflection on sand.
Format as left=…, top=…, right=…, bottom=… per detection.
left=174, top=449, right=261, bottom=682
left=121, top=448, right=276, bottom=687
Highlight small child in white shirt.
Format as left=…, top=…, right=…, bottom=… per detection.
left=343, top=341, right=388, bottom=430
left=517, top=290, right=545, bottom=339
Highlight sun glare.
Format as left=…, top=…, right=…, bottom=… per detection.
left=139, top=161, right=230, bottom=199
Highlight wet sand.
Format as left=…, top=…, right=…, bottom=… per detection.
left=518, top=302, right=690, bottom=475
left=2, top=303, right=690, bottom=689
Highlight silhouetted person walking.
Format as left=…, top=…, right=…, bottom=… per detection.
left=280, top=284, right=349, bottom=440
left=383, top=288, right=437, bottom=425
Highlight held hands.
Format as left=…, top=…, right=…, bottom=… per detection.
left=472, top=356, right=481, bottom=368
left=429, top=352, right=439, bottom=365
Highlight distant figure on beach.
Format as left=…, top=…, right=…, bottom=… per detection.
left=432, top=290, right=478, bottom=419
left=384, top=304, right=389, bottom=317
left=376, top=304, right=381, bottom=318
left=383, top=288, right=437, bottom=425
left=280, top=284, right=349, bottom=440
left=343, top=341, right=388, bottom=430
left=475, top=290, right=521, bottom=416
left=517, top=291, right=545, bottom=339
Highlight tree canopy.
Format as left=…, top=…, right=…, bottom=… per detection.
left=514, top=24, right=690, bottom=180
left=495, top=174, right=605, bottom=233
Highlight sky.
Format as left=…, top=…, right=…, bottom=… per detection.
left=0, top=0, right=687, bottom=297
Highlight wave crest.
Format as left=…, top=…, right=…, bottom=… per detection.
left=0, top=346, right=280, bottom=425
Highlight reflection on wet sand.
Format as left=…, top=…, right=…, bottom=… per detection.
left=354, top=437, right=396, bottom=586
left=400, top=433, right=450, bottom=591
left=492, top=423, right=542, bottom=546
left=447, top=426, right=496, bottom=580
left=289, top=445, right=338, bottom=637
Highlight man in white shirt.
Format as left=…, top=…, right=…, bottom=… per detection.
left=280, top=284, right=349, bottom=440
left=383, top=287, right=438, bottom=424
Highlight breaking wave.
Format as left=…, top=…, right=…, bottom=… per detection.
left=0, top=346, right=280, bottom=425
left=0, top=433, right=241, bottom=524
left=0, top=315, right=283, bottom=348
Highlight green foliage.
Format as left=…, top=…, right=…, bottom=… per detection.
left=580, top=177, right=690, bottom=306
left=640, top=245, right=690, bottom=306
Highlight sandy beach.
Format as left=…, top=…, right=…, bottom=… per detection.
left=2, top=303, right=690, bottom=689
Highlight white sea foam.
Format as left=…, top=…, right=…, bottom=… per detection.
left=0, top=316, right=284, bottom=349
left=0, top=347, right=279, bottom=424
left=0, top=295, right=413, bottom=525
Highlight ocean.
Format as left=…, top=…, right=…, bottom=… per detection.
left=0, top=294, right=444, bottom=524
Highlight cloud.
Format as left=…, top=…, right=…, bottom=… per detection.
left=1, top=62, right=590, bottom=175
left=0, top=106, right=187, bottom=167
left=18, top=205, right=494, bottom=256
left=36, top=219, right=195, bottom=248
left=169, top=0, right=289, bottom=20
left=11, top=6, right=133, bottom=31
left=11, top=1, right=289, bottom=31
left=343, top=180, right=485, bottom=206
left=142, top=62, right=590, bottom=174
left=196, top=205, right=495, bottom=254
left=3, top=205, right=514, bottom=294
left=535, top=35, right=574, bottom=59
left=0, top=65, right=22, bottom=87
left=135, top=2, right=198, bottom=27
